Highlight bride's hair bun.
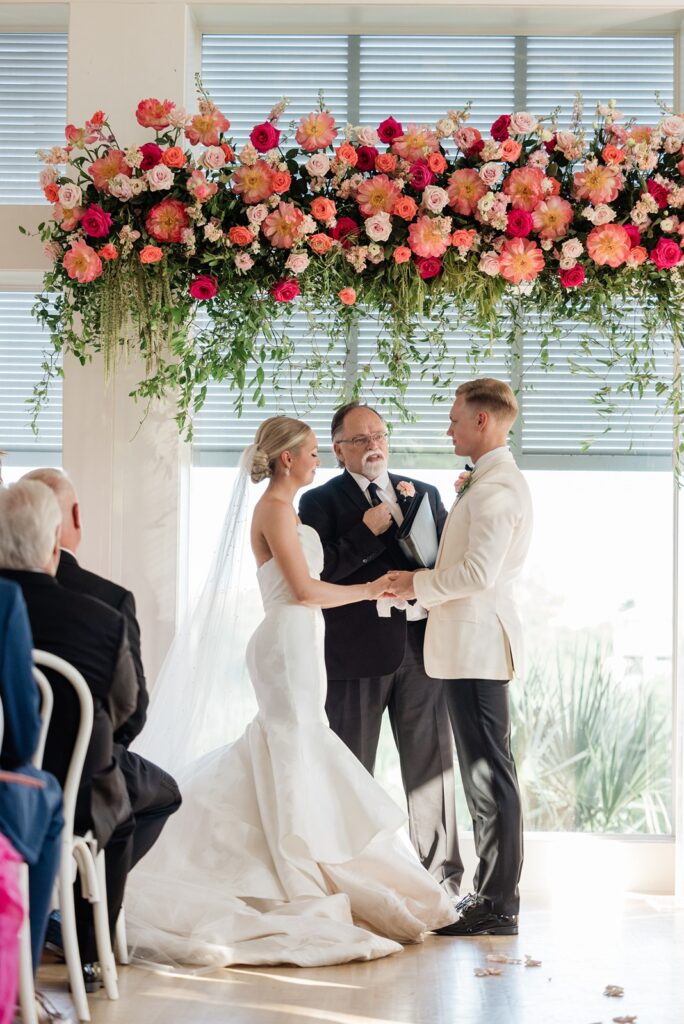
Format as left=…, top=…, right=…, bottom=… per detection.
left=250, top=446, right=272, bottom=484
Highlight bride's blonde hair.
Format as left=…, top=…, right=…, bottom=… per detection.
left=251, top=416, right=312, bottom=483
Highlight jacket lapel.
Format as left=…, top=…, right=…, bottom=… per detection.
left=337, top=469, right=372, bottom=513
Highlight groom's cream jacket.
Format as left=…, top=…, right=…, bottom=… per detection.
left=413, top=447, right=532, bottom=681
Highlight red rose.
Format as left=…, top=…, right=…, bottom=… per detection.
left=249, top=121, right=281, bottom=153
left=559, top=264, right=586, bottom=289
left=355, top=146, right=379, bottom=172
left=81, top=203, right=112, bottom=238
left=330, top=216, right=360, bottom=248
left=623, top=224, right=641, bottom=248
left=415, top=255, right=443, bottom=279
left=270, top=277, right=301, bottom=302
left=490, top=114, right=511, bottom=142
left=377, top=117, right=403, bottom=144
left=646, top=179, right=669, bottom=210
left=409, top=159, right=435, bottom=190
left=464, top=139, right=485, bottom=159
left=506, top=209, right=533, bottom=238
left=140, top=142, right=163, bottom=170
left=189, top=275, right=218, bottom=300
left=650, top=237, right=682, bottom=270
left=544, top=133, right=558, bottom=154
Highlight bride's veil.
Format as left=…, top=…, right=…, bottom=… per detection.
left=133, top=445, right=260, bottom=776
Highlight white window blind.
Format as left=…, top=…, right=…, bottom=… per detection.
left=193, top=33, right=674, bottom=462
left=0, top=33, right=68, bottom=203
left=0, top=292, right=62, bottom=454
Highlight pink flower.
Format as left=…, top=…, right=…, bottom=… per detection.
left=498, top=238, right=545, bottom=283
left=231, top=160, right=274, bottom=204
left=187, top=169, right=217, bottom=203
left=285, top=252, right=310, bottom=274
left=559, top=264, right=586, bottom=288
left=81, top=204, right=112, bottom=238
left=647, top=179, right=669, bottom=210
left=52, top=203, right=83, bottom=231
left=393, top=246, right=411, bottom=264
left=89, top=150, right=131, bottom=192
left=305, top=153, right=331, bottom=176
left=573, top=165, right=622, bottom=205
left=63, top=240, right=103, bottom=283
left=650, top=237, right=682, bottom=269
left=140, top=143, right=163, bottom=170
left=185, top=105, right=230, bottom=146
left=447, top=168, right=488, bottom=215
left=57, top=183, right=82, bottom=209
left=139, top=245, right=164, bottom=264
left=408, top=215, right=452, bottom=257
left=490, top=114, right=511, bottom=141
left=396, top=480, right=416, bottom=498
left=146, top=164, right=174, bottom=191
left=338, top=287, right=357, bottom=305
left=295, top=111, right=337, bottom=152
left=506, top=209, right=533, bottom=238
left=503, top=166, right=546, bottom=211
left=189, top=275, right=218, bottom=300
left=414, top=255, right=443, bottom=279
left=409, top=159, right=435, bottom=190
left=356, top=146, right=379, bottom=172
left=356, top=175, right=402, bottom=216
left=392, top=124, right=439, bottom=161
left=136, top=98, right=174, bottom=130
left=626, top=245, right=648, bottom=267
left=200, top=146, right=226, bottom=170
left=235, top=252, right=255, bottom=271
left=623, top=224, right=642, bottom=248
left=451, top=228, right=477, bottom=251
left=262, top=201, right=305, bottom=248
left=364, top=212, right=393, bottom=242
left=453, top=126, right=482, bottom=152
left=586, top=224, right=631, bottom=267
left=146, top=197, right=190, bottom=243
left=250, top=121, right=281, bottom=153
left=377, top=117, right=403, bottom=144
left=509, top=111, right=538, bottom=135
left=479, top=162, right=504, bottom=187
left=270, top=278, right=301, bottom=302
left=532, top=196, right=574, bottom=240
left=479, top=251, right=501, bottom=276
left=422, top=185, right=449, bottom=213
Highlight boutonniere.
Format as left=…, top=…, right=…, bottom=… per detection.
left=455, top=470, right=474, bottom=497
left=396, top=480, right=416, bottom=500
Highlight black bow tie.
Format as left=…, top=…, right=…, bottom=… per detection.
left=465, top=464, right=474, bottom=472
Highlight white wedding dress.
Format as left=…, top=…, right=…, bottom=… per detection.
left=125, top=524, right=454, bottom=967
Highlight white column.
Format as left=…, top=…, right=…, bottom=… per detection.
left=62, top=3, right=198, bottom=681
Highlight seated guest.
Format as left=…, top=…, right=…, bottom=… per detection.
left=0, top=577, right=64, bottom=973
left=23, top=468, right=181, bottom=872
left=0, top=480, right=138, bottom=989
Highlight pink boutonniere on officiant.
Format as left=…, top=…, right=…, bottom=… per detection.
left=396, top=480, right=416, bottom=500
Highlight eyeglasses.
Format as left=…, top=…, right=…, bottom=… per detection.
left=336, top=431, right=389, bottom=449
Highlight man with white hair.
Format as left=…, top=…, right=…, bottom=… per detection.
left=0, top=479, right=138, bottom=989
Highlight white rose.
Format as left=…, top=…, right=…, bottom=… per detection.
left=422, top=185, right=449, bottom=213
left=509, top=111, right=538, bottom=135
left=57, top=183, right=82, bottom=209
left=40, top=167, right=58, bottom=188
left=479, top=162, right=504, bottom=186
left=592, top=204, right=616, bottom=225
left=285, top=252, right=310, bottom=274
left=660, top=216, right=678, bottom=232
left=479, top=251, right=501, bottom=276
left=660, top=115, right=684, bottom=138
left=108, top=174, right=134, bottom=201
left=435, top=117, right=456, bottom=139
left=201, top=146, right=226, bottom=170
left=306, top=153, right=331, bottom=177
left=356, top=126, right=379, bottom=147
left=167, top=105, right=189, bottom=129
left=364, top=211, right=393, bottom=242
left=129, top=177, right=148, bottom=196
left=541, top=239, right=554, bottom=250
left=246, top=204, right=269, bottom=225
left=562, top=238, right=584, bottom=259
left=559, top=255, right=578, bottom=270
left=146, top=164, right=174, bottom=191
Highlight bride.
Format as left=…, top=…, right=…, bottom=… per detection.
left=125, top=416, right=455, bottom=967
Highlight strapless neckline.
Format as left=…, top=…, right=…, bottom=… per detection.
left=257, top=523, right=318, bottom=573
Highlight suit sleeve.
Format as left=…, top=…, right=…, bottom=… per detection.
left=299, top=489, right=386, bottom=583
left=107, top=618, right=139, bottom=732
left=0, top=588, right=41, bottom=768
left=113, top=590, right=148, bottom=747
left=414, top=482, right=520, bottom=609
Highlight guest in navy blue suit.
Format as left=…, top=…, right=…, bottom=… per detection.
left=0, top=576, right=63, bottom=970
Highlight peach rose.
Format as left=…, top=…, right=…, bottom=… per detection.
left=393, top=196, right=418, bottom=221
left=338, top=287, right=357, bottom=305
left=626, top=245, right=648, bottom=267
left=99, top=243, right=118, bottom=260
left=309, top=232, right=334, bottom=254
left=451, top=228, right=477, bottom=251
left=139, top=245, right=164, bottom=264
left=228, top=226, right=255, bottom=247
left=375, top=153, right=397, bottom=174
left=602, top=144, right=625, bottom=166
left=393, top=246, right=411, bottom=264
left=310, top=197, right=337, bottom=222
left=427, top=152, right=447, bottom=174
left=499, top=138, right=522, bottom=162
left=271, top=171, right=291, bottom=194
left=335, top=142, right=358, bottom=166
left=162, top=146, right=186, bottom=169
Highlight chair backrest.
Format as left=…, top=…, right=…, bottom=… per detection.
left=31, top=650, right=93, bottom=843
left=30, top=666, right=54, bottom=770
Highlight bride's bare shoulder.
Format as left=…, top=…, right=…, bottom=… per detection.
left=253, top=494, right=298, bottom=529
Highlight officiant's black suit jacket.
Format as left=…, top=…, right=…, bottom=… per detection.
left=299, top=470, right=448, bottom=679
left=0, top=568, right=138, bottom=847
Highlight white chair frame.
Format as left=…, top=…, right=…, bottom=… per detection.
left=32, top=649, right=119, bottom=1022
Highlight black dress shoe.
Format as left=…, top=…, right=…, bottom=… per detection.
left=435, top=893, right=518, bottom=936
left=68, top=963, right=103, bottom=994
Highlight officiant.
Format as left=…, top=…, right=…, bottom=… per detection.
left=299, top=401, right=462, bottom=898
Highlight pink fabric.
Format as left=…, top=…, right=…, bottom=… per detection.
left=0, top=833, right=23, bottom=1024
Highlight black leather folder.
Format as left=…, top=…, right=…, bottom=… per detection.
left=396, top=492, right=439, bottom=568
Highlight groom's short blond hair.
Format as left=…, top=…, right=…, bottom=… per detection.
left=456, top=378, right=518, bottom=426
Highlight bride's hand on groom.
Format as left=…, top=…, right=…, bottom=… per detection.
left=385, top=570, right=417, bottom=601
left=366, top=573, right=398, bottom=600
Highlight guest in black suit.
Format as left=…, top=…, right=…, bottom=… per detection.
left=299, top=402, right=463, bottom=897
left=23, top=468, right=181, bottom=871
left=0, top=576, right=64, bottom=971
left=0, top=479, right=138, bottom=979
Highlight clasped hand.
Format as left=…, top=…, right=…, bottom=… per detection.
left=370, top=570, right=417, bottom=601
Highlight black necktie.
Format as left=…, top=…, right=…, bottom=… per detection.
left=367, top=482, right=383, bottom=506
left=465, top=464, right=474, bottom=472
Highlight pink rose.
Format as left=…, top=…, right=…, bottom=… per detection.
left=650, top=237, right=682, bottom=269
left=623, top=224, right=641, bottom=248
left=189, top=275, right=218, bottom=300
left=250, top=121, right=281, bottom=153
left=490, top=115, right=511, bottom=142
left=479, top=162, right=504, bottom=186
left=270, top=278, right=301, bottom=302
left=285, top=252, right=310, bottom=274
left=479, top=250, right=501, bottom=276
left=81, top=204, right=112, bottom=238
left=57, top=183, right=82, bottom=209
left=356, top=146, right=379, bottom=172
left=393, top=246, right=411, bottom=264
left=422, top=185, right=449, bottom=213
left=201, top=146, right=227, bottom=170
left=140, top=143, right=163, bottom=170
left=506, top=209, right=533, bottom=238
left=357, top=127, right=379, bottom=147
left=414, top=255, right=442, bottom=279
left=377, top=117, right=403, bottom=144
left=509, top=111, right=538, bottom=135
left=365, top=212, right=393, bottom=242
left=409, top=159, right=435, bottom=190
left=305, top=153, right=330, bottom=177
left=647, top=179, right=669, bottom=210
left=559, top=264, right=586, bottom=288
left=660, top=116, right=684, bottom=138
left=146, top=164, right=174, bottom=191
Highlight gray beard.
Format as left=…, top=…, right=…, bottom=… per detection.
left=361, top=454, right=387, bottom=480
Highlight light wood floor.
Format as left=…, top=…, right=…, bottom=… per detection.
left=37, top=894, right=683, bottom=1024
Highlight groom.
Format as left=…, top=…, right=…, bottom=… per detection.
left=299, top=401, right=463, bottom=899
left=389, top=378, right=532, bottom=936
